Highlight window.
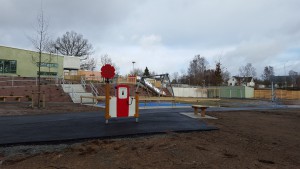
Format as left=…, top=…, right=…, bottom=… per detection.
left=37, top=71, right=57, bottom=76
left=0, top=59, right=17, bottom=74
left=36, top=62, right=58, bottom=68
left=0, top=60, right=3, bottom=73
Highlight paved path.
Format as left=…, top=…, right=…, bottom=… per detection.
left=1, top=106, right=294, bottom=145
left=0, top=109, right=217, bottom=145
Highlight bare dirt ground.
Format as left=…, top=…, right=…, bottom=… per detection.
left=0, top=100, right=299, bottom=169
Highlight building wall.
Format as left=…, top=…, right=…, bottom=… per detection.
left=247, top=79, right=255, bottom=87
left=244, top=86, right=254, bottom=98
left=63, top=56, right=80, bottom=70
left=0, top=46, right=64, bottom=77
left=219, top=86, right=254, bottom=98
left=228, top=77, right=237, bottom=86
left=207, top=86, right=254, bottom=98
left=173, top=87, right=207, bottom=97
left=78, top=70, right=102, bottom=81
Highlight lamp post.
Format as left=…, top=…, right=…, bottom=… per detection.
left=132, top=61, right=136, bottom=75
left=55, top=45, right=60, bottom=84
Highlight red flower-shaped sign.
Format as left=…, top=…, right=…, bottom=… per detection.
left=101, top=64, right=115, bottom=79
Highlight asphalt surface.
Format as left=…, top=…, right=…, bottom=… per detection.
left=1, top=105, right=293, bottom=146
left=0, top=108, right=217, bottom=146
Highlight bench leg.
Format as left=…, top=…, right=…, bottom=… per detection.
left=200, top=108, right=206, bottom=117
left=194, top=107, right=198, bottom=115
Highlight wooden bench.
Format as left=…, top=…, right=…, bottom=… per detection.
left=0, top=96, right=24, bottom=102
left=80, top=96, right=106, bottom=105
left=192, top=105, right=209, bottom=117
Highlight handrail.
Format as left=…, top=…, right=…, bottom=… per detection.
left=61, top=78, right=66, bottom=87
left=90, top=82, right=99, bottom=97
left=81, top=76, right=86, bottom=89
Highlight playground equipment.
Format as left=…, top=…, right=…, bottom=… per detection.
left=107, top=84, right=139, bottom=123
left=101, top=64, right=139, bottom=124
left=136, top=74, right=174, bottom=97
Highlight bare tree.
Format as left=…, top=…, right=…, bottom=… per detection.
left=100, top=54, right=119, bottom=75
left=100, top=54, right=112, bottom=66
left=81, top=56, right=97, bottom=70
left=171, top=72, right=179, bottom=83
left=239, top=63, right=256, bottom=77
left=150, top=71, right=157, bottom=76
left=187, top=54, right=208, bottom=85
left=221, top=69, right=230, bottom=85
left=52, top=31, right=94, bottom=69
left=289, top=70, right=298, bottom=87
left=54, top=31, right=93, bottom=57
left=28, top=8, right=50, bottom=108
left=130, top=68, right=143, bottom=76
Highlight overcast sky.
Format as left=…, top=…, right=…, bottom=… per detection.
left=1, top=0, right=300, bottom=77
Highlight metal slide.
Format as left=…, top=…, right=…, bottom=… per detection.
left=136, top=74, right=174, bottom=97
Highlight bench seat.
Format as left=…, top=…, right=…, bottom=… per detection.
left=192, top=105, right=210, bottom=117
left=0, top=96, right=24, bottom=102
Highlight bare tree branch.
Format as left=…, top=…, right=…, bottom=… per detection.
left=28, top=5, right=51, bottom=108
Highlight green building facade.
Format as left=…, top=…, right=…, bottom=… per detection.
left=207, top=86, right=254, bottom=98
left=0, top=46, right=64, bottom=77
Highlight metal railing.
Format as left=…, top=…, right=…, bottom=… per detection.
left=61, top=78, right=66, bottom=86
left=81, top=76, right=86, bottom=89
left=90, top=82, right=99, bottom=97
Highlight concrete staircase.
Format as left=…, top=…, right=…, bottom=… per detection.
left=62, top=84, right=94, bottom=104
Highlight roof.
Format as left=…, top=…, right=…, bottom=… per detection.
left=232, top=76, right=253, bottom=83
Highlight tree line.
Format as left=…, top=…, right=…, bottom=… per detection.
left=171, top=55, right=230, bottom=86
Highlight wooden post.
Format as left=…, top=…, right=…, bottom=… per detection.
left=43, top=92, right=45, bottom=108
left=194, top=107, right=198, bottom=115
left=134, top=92, right=139, bottom=122
left=200, top=107, right=206, bottom=117
left=105, top=82, right=111, bottom=123
left=32, top=92, right=34, bottom=108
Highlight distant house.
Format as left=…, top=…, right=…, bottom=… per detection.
left=272, top=75, right=300, bottom=88
left=228, top=76, right=255, bottom=87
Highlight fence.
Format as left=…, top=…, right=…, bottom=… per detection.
left=254, top=89, right=300, bottom=99
left=173, top=87, right=207, bottom=97
left=0, top=76, right=58, bottom=87
left=64, top=75, right=82, bottom=81
left=116, top=76, right=137, bottom=84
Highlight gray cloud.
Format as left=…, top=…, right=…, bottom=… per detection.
left=0, top=0, right=299, bottom=76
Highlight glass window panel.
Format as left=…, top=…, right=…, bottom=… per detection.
left=0, top=59, right=17, bottom=74
left=0, top=60, right=3, bottom=73
left=4, top=61, right=10, bottom=73
left=10, top=60, right=16, bottom=73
